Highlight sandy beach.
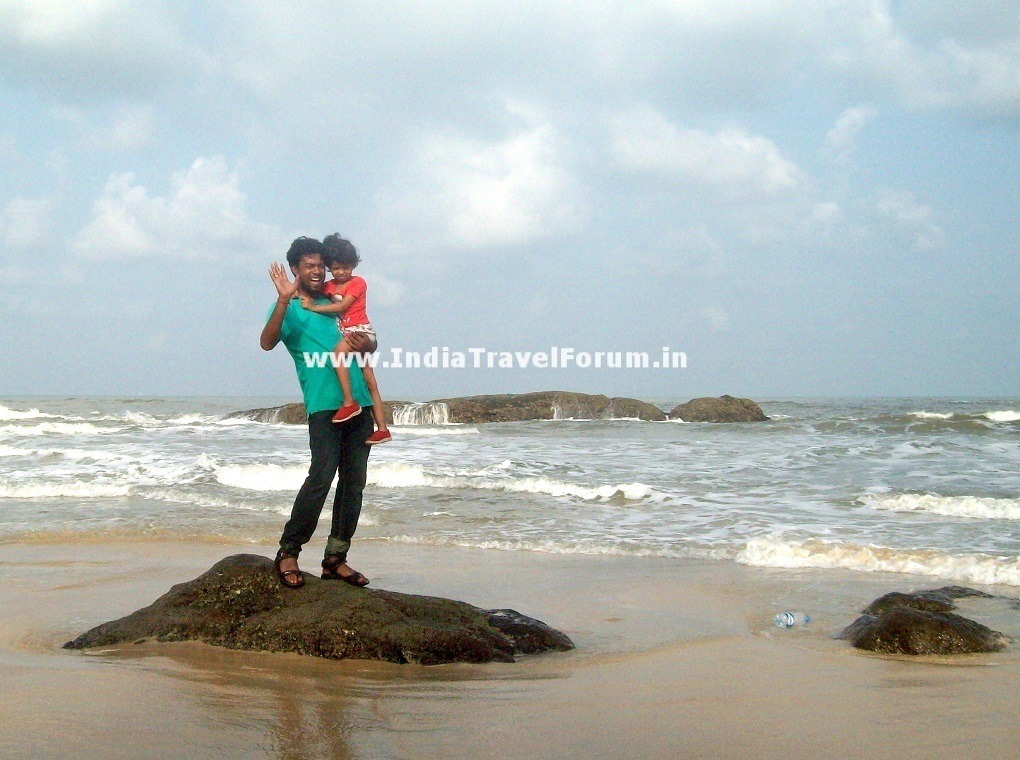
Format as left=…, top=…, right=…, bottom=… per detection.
left=2, top=538, right=1017, bottom=759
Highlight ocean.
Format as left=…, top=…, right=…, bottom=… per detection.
left=1, top=396, right=1017, bottom=587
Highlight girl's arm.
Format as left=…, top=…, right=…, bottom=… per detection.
left=300, top=294, right=356, bottom=315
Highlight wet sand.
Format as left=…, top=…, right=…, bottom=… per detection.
left=1, top=539, right=1018, bottom=759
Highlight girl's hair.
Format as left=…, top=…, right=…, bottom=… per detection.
left=322, top=233, right=361, bottom=267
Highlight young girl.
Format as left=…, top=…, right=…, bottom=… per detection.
left=300, top=234, right=391, bottom=445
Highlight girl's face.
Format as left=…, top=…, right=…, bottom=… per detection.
left=330, top=262, right=354, bottom=283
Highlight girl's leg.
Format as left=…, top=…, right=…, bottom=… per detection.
left=333, top=338, right=356, bottom=408
left=361, top=365, right=388, bottom=432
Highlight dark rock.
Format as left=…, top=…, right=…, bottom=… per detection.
left=433, top=391, right=667, bottom=423
left=227, top=403, right=309, bottom=425
left=230, top=393, right=669, bottom=425
left=63, top=554, right=573, bottom=665
left=862, top=591, right=954, bottom=616
left=484, top=609, right=575, bottom=653
left=844, top=607, right=1009, bottom=655
left=928, top=585, right=995, bottom=600
left=227, top=403, right=406, bottom=425
left=667, top=395, right=768, bottom=423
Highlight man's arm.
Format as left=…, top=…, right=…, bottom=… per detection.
left=260, top=300, right=289, bottom=351
left=261, top=263, right=298, bottom=351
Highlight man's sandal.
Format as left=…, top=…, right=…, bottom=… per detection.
left=321, top=555, right=370, bottom=587
left=274, top=553, right=305, bottom=589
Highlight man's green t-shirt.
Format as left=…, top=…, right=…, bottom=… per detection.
left=267, top=298, right=373, bottom=415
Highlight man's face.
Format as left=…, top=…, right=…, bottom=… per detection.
left=291, top=254, right=325, bottom=294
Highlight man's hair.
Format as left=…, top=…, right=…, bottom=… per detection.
left=286, top=236, right=326, bottom=268
left=323, top=233, right=361, bottom=268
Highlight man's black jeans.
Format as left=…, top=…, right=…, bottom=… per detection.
left=278, top=408, right=373, bottom=562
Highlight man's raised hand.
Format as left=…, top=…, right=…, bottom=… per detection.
left=270, top=263, right=298, bottom=302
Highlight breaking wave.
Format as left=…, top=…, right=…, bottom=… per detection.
left=213, top=460, right=661, bottom=501
left=0, top=422, right=112, bottom=436
left=0, top=405, right=52, bottom=420
left=367, top=462, right=661, bottom=501
left=984, top=410, right=1020, bottom=423
left=860, top=493, right=1020, bottom=520
left=389, top=425, right=480, bottom=436
left=214, top=463, right=308, bottom=491
left=379, top=534, right=727, bottom=559
left=0, top=482, right=131, bottom=498
left=736, top=537, right=1020, bottom=586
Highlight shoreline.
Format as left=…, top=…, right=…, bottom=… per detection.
left=2, top=539, right=1018, bottom=758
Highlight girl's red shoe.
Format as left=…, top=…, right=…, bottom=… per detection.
left=332, top=404, right=362, bottom=423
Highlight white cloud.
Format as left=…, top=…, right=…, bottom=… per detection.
left=825, top=106, right=876, bottom=162
left=51, top=103, right=155, bottom=151
left=875, top=187, right=944, bottom=251
left=0, top=0, right=200, bottom=97
left=610, top=106, right=802, bottom=197
left=0, top=196, right=52, bottom=248
left=700, top=306, right=730, bottom=332
left=84, top=106, right=156, bottom=151
left=361, top=271, right=404, bottom=308
left=812, top=201, right=842, bottom=225
left=73, top=156, right=283, bottom=262
left=376, top=112, right=587, bottom=250
left=644, top=227, right=727, bottom=279
left=827, top=1, right=1020, bottom=115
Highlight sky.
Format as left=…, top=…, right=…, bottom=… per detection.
left=1, top=0, right=1018, bottom=401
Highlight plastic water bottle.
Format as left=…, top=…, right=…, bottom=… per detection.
left=774, top=611, right=810, bottom=628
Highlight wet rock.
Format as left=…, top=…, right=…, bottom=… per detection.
left=226, top=402, right=406, bottom=425
left=434, top=391, right=667, bottom=423
left=230, top=393, right=667, bottom=425
left=844, top=607, right=1009, bottom=655
left=64, top=554, right=573, bottom=665
left=862, top=591, right=954, bottom=616
left=928, top=585, right=995, bottom=601
left=840, top=587, right=1012, bottom=655
left=484, top=609, right=575, bottom=653
left=667, top=395, right=768, bottom=423
left=227, top=402, right=309, bottom=425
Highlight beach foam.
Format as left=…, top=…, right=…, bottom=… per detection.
left=984, top=410, right=1020, bottom=423
left=367, top=461, right=661, bottom=501
left=389, top=425, right=480, bottom=436
left=213, top=460, right=661, bottom=501
left=860, top=493, right=1020, bottom=520
left=380, top=534, right=727, bottom=559
left=0, top=482, right=131, bottom=498
left=0, top=422, right=111, bottom=436
left=909, top=411, right=954, bottom=420
left=214, top=463, right=309, bottom=491
left=736, top=537, right=1020, bottom=586
left=0, top=405, right=51, bottom=421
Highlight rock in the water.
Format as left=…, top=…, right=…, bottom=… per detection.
left=839, top=587, right=1012, bottom=655
left=844, top=607, right=1008, bottom=655
left=227, top=403, right=309, bottom=425
left=667, top=395, right=768, bottom=423
left=435, top=391, right=667, bottom=423
left=63, top=554, right=573, bottom=665
left=229, top=393, right=666, bottom=425
left=227, top=402, right=406, bottom=425
left=861, top=591, right=954, bottom=616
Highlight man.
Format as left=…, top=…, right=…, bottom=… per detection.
left=261, top=236, right=377, bottom=588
